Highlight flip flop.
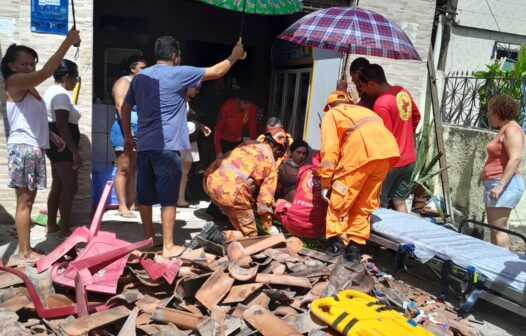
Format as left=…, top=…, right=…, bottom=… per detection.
left=177, top=203, right=198, bottom=209
left=117, top=211, right=137, bottom=218
left=6, top=252, right=42, bottom=267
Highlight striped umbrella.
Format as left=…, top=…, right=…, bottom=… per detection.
left=278, top=7, right=421, bottom=61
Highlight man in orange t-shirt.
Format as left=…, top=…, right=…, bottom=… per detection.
left=214, top=94, right=257, bottom=158
left=360, top=64, right=421, bottom=213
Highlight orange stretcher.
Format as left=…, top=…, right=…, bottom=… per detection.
left=311, top=290, right=434, bottom=336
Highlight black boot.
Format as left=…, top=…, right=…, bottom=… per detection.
left=186, top=222, right=226, bottom=248
left=325, top=237, right=345, bottom=257
left=344, top=242, right=363, bottom=271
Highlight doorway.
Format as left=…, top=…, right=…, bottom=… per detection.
left=270, top=68, right=312, bottom=139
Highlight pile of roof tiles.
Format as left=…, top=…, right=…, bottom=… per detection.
left=0, top=233, right=479, bottom=335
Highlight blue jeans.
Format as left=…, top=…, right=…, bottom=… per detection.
left=483, top=175, right=525, bottom=208
left=136, top=150, right=182, bottom=206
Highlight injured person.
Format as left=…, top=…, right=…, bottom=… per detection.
left=198, top=127, right=289, bottom=244
left=274, top=153, right=327, bottom=239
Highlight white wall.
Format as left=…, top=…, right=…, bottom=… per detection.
left=445, top=26, right=526, bottom=73
left=303, top=48, right=342, bottom=150
left=457, top=0, right=526, bottom=36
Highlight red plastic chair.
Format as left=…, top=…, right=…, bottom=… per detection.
left=36, top=181, right=116, bottom=273
left=36, top=180, right=153, bottom=294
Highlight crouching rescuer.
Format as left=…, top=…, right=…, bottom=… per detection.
left=199, top=127, right=289, bottom=244
left=320, top=91, right=400, bottom=268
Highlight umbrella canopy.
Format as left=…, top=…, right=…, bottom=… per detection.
left=200, top=0, right=302, bottom=15
left=278, top=7, right=421, bottom=61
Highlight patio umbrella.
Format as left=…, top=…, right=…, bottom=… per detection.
left=200, top=0, right=302, bottom=38
left=278, top=7, right=421, bottom=61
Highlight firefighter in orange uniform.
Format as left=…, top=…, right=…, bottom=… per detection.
left=200, top=127, right=289, bottom=244
left=319, top=91, right=400, bottom=268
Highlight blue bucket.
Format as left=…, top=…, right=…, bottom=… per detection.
left=92, top=165, right=118, bottom=208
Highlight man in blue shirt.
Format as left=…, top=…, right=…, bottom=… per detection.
left=121, top=35, right=245, bottom=257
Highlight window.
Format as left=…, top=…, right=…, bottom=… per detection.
left=492, top=42, right=520, bottom=62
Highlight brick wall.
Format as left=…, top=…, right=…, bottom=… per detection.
left=345, top=0, right=437, bottom=106
left=0, top=0, right=93, bottom=224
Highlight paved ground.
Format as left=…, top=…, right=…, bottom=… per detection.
left=0, top=203, right=523, bottom=335
left=0, top=202, right=212, bottom=265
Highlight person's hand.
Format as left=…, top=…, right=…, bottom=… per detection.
left=123, top=136, right=134, bottom=158
left=201, top=125, right=212, bottom=137
left=72, top=150, right=82, bottom=170
left=489, top=183, right=504, bottom=200
left=49, top=131, right=66, bottom=152
left=337, top=76, right=348, bottom=92
left=65, top=29, right=81, bottom=47
left=321, top=188, right=330, bottom=203
left=216, top=152, right=223, bottom=159
left=232, top=38, right=245, bottom=61
left=260, top=213, right=273, bottom=230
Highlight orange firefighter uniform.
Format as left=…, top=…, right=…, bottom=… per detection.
left=319, top=91, right=400, bottom=245
left=204, top=141, right=278, bottom=239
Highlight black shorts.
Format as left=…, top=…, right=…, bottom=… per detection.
left=380, top=162, right=415, bottom=207
left=46, top=122, right=81, bottom=163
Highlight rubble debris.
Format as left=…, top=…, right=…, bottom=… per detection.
left=0, top=220, right=482, bottom=336
left=283, top=312, right=326, bottom=334
left=242, top=304, right=302, bottom=336
left=242, top=233, right=287, bottom=255
left=195, top=268, right=235, bottom=309
left=151, top=307, right=205, bottom=330
left=0, top=266, right=25, bottom=288
left=117, top=307, right=139, bottom=336
left=227, top=241, right=253, bottom=267
left=223, top=283, right=265, bottom=304
left=228, top=263, right=258, bottom=281
left=59, top=305, right=130, bottom=336
left=255, top=273, right=312, bottom=288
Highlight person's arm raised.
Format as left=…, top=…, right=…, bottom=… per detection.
left=7, top=30, right=80, bottom=91
left=203, top=40, right=245, bottom=82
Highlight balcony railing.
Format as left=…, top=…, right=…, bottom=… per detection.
left=441, top=72, right=526, bottom=130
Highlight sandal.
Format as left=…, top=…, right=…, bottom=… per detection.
left=117, top=211, right=137, bottom=219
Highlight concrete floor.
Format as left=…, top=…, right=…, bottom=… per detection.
left=0, top=202, right=212, bottom=265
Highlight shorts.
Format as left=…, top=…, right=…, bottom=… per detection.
left=110, top=110, right=138, bottom=148
left=46, top=122, right=80, bottom=163
left=8, top=143, right=47, bottom=191
left=136, top=150, right=182, bottom=206
left=180, top=141, right=200, bottom=163
left=483, top=175, right=525, bottom=208
left=380, top=162, right=415, bottom=207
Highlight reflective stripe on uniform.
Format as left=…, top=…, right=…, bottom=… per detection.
left=256, top=143, right=276, bottom=165
left=220, top=162, right=250, bottom=180
left=320, top=161, right=336, bottom=169
left=342, top=116, right=383, bottom=139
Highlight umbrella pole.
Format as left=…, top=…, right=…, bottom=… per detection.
left=239, top=0, right=247, bottom=39
left=71, top=0, right=80, bottom=59
left=238, top=0, right=247, bottom=60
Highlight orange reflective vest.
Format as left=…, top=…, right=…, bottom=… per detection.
left=319, top=104, right=400, bottom=188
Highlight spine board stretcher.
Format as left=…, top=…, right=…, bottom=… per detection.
left=369, top=208, right=526, bottom=317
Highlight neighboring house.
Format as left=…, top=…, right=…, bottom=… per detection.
left=433, top=0, right=526, bottom=228
left=443, top=0, right=526, bottom=73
